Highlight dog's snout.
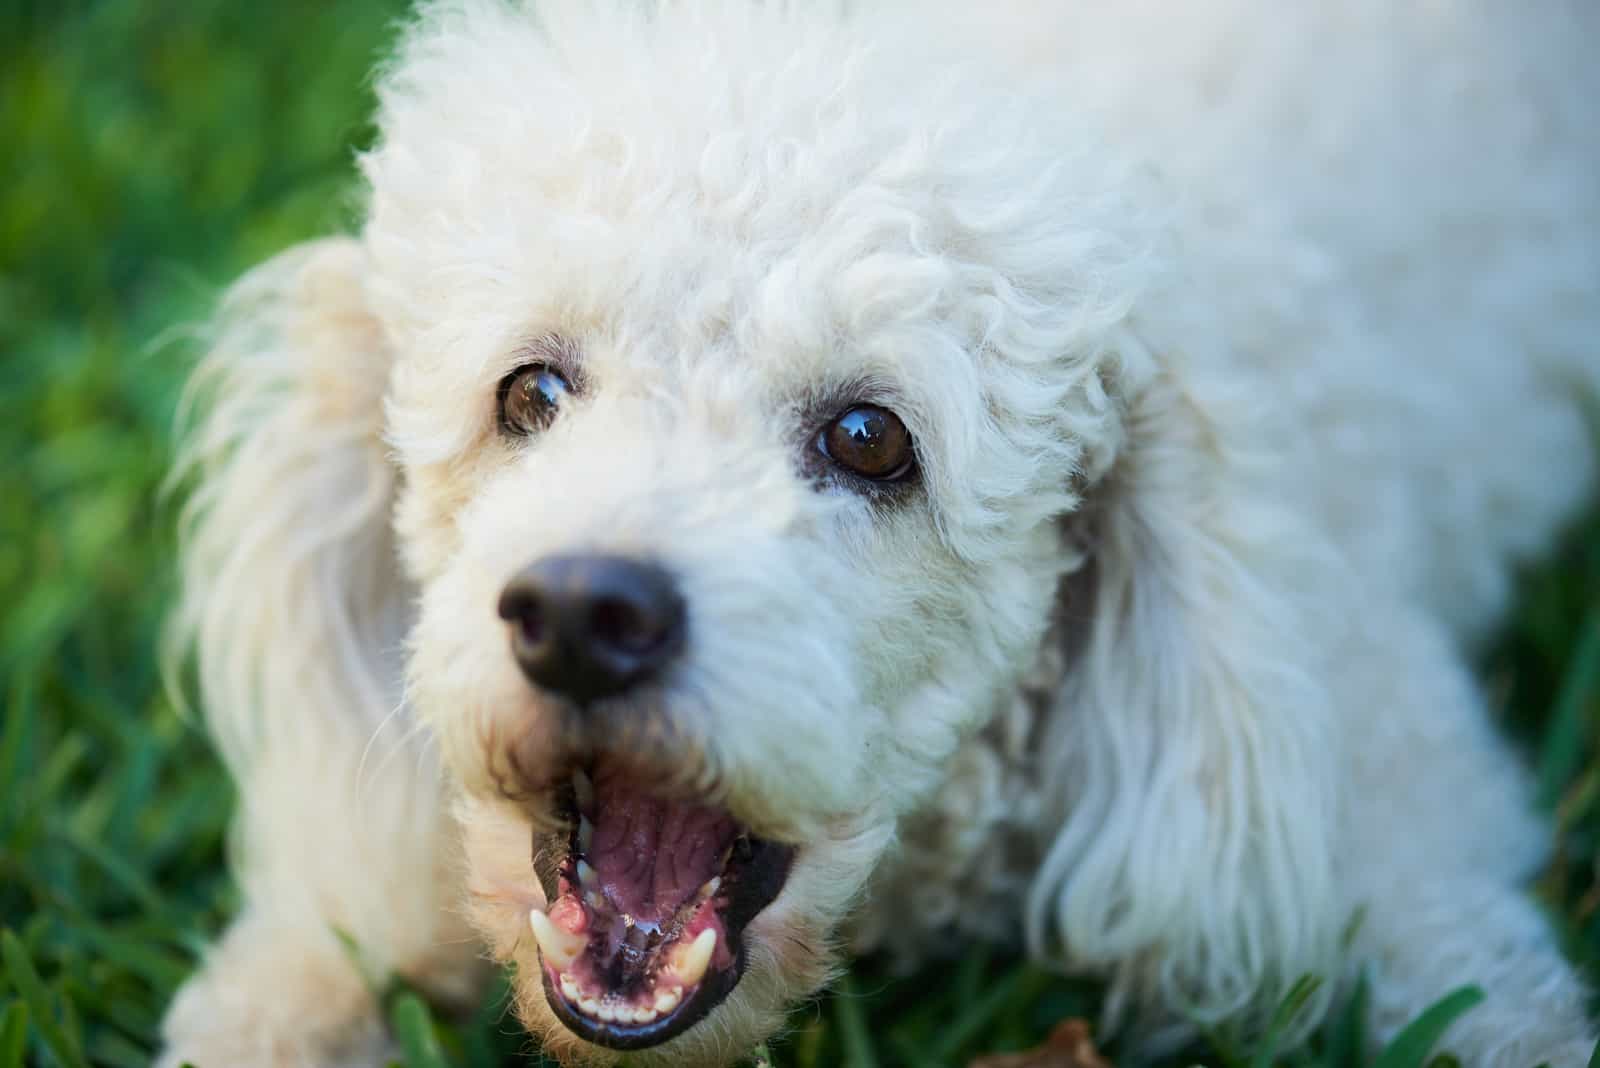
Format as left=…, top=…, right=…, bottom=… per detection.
left=498, top=554, right=686, bottom=704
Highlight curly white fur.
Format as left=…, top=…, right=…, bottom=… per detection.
left=159, top=1, right=1600, bottom=1066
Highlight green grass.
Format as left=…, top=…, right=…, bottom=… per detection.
left=3, top=3, right=1598, bottom=1066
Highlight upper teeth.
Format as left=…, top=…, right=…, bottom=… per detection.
left=529, top=908, right=586, bottom=970
left=577, top=859, right=600, bottom=890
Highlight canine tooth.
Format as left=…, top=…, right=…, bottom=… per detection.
left=578, top=815, right=594, bottom=853
left=654, top=988, right=682, bottom=1014
left=559, top=973, right=580, bottom=1000
left=668, top=928, right=717, bottom=987
left=529, top=909, right=586, bottom=970
left=572, top=768, right=594, bottom=812
left=697, top=876, right=721, bottom=901
left=577, top=859, right=600, bottom=890
left=584, top=890, right=606, bottom=912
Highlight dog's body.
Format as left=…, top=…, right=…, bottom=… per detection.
left=159, top=2, right=1600, bottom=1066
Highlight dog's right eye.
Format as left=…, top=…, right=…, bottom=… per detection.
left=499, top=363, right=571, bottom=436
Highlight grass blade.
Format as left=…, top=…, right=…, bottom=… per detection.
left=0, top=1001, right=29, bottom=1068
left=1372, top=987, right=1484, bottom=1068
left=1250, top=975, right=1322, bottom=1068
left=1538, top=611, right=1600, bottom=803
left=1324, top=971, right=1369, bottom=1068
left=390, top=991, right=450, bottom=1068
left=833, top=975, right=879, bottom=1068
left=53, top=824, right=172, bottom=921
left=0, top=931, right=89, bottom=1068
left=0, top=676, right=35, bottom=833
left=930, top=966, right=1031, bottom=1063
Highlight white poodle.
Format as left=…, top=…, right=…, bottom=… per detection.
left=158, top=1, right=1600, bottom=1065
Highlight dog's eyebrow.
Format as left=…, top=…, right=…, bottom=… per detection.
left=794, top=375, right=909, bottom=430
left=507, top=332, right=586, bottom=387
left=514, top=332, right=582, bottom=366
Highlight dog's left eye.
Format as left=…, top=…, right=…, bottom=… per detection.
left=817, top=405, right=915, bottom=482
left=499, top=363, right=571, bottom=436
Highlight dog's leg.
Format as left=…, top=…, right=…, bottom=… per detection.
left=1345, top=880, right=1593, bottom=1068
left=157, top=240, right=486, bottom=1067
left=156, top=720, right=483, bottom=1068
left=156, top=754, right=479, bottom=1068
left=1338, top=608, right=1594, bottom=1068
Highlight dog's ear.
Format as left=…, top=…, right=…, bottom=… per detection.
left=168, top=238, right=448, bottom=960
left=1025, top=332, right=1340, bottom=1041
left=163, top=242, right=478, bottom=1050
left=173, top=237, right=405, bottom=769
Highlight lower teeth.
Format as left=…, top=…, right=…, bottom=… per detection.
left=665, top=927, right=717, bottom=986
left=560, top=971, right=684, bottom=1024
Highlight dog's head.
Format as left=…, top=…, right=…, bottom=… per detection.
left=178, top=2, right=1339, bottom=1062
left=362, top=3, right=1154, bottom=1057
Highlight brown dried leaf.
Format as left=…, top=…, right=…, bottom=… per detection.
left=967, top=1019, right=1113, bottom=1068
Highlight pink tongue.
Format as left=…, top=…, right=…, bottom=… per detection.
left=587, top=764, right=737, bottom=926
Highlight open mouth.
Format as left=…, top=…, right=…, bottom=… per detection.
left=528, top=758, right=795, bottom=1050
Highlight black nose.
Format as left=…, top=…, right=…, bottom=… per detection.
left=497, top=554, right=687, bottom=704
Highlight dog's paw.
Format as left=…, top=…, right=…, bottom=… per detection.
left=158, top=922, right=395, bottom=1068
left=157, top=992, right=397, bottom=1068
left=155, top=1032, right=397, bottom=1068
left=157, top=996, right=398, bottom=1068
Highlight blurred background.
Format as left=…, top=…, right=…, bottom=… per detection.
left=3, top=2, right=1597, bottom=1066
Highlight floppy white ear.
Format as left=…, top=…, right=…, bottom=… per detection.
left=161, top=240, right=479, bottom=1064
left=174, top=237, right=405, bottom=775
left=169, top=238, right=453, bottom=979
left=1025, top=334, right=1342, bottom=1042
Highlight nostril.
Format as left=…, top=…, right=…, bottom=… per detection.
left=497, top=585, right=547, bottom=645
left=589, top=596, right=667, bottom=656
left=513, top=601, right=546, bottom=646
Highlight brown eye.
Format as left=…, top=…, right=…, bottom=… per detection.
left=499, top=363, right=571, bottom=436
left=819, top=405, right=915, bottom=482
